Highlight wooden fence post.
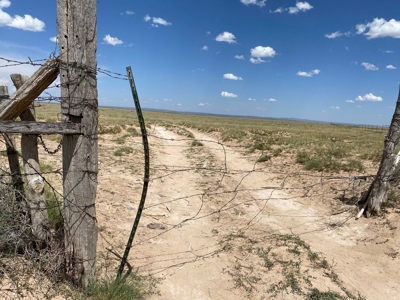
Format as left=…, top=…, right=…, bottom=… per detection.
left=57, top=0, right=98, bottom=287
left=10, top=74, right=51, bottom=245
left=0, top=86, right=25, bottom=204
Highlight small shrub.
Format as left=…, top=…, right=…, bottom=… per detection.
left=127, top=127, right=140, bottom=136
left=114, top=146, right=134, bottom=156
left=221, top=129, right=248, bottom=142
left=248, top=142, right=271, bottom=153
left=306, top=288, right=345, bottom=300
left=296, top=151, right=311, bottom=164
left=272, top=148, right=283, bottom=157
left=191, top=140, right=203, bottom=147
left=99, top=125, right=122, bottom=135
left=257, top=154, right=271, bottom=163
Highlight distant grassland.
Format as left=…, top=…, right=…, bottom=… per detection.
left=35, top=103, right=388, bottom=171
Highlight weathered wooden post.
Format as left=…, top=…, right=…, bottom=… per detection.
left=358, top=87, right=400, bottom=217
left=10, top=74, right=51, bottom=245
left=57, top=0, right=98, bottom=287
left=0, top=86, right=25, bottom=204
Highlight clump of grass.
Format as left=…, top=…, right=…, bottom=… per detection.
left=40, top=163, right=53, bottom=173
left=221, top=129, right=248, bottom=142
left=296, top=151, right=311, bottom=164
left=86, top=275, right=144, bottom=300
left=176, top=128, right=195, bottom=138
left=114, top=146, right=134, bottom=156
left=257, top=154, right=271, bottom=163
left=99, top=125, right=122, bottom=135
left=126, top=127, right=140, bottom=136
left=248, top=142, right=271, bottom=153
left=44, top=184, right=63, bottom=231
left=191, top=140, right=203, bottom=147
left=306, top=288, right=345, bottom=300
left=382, top=189, right=400, bottom=210
left=272, top=148, right=283, bottom=156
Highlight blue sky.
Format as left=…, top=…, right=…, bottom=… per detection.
left=0, top=0, right=399, bottom=125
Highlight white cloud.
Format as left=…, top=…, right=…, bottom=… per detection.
left=356, top=93, right=383, bottom=102
left=386, top=64, right=396, bottom=69
left=223, top=73, right=243, bottom=80
left=356, top=18, right=400, bottom=39
left=199, top=102, right=210, bottom=106
left=198, top=103, right=205, bottom=106
left=0, top=0, right=45, bottom=32
left=126, top=10, right=135, bottom=15
left=240, top=0, right=266, bottom=7
left=268, top=98, right=277, bottom=102
left=251, top=46, right=276, bottom=58
left=144, top=15, right=172, bottom=27
left=288, top=2, right=313, bottom=14
left=49, top=36, right=58, bottom=42
left=201, top=45, right=208, bottom=51
left=325, top=31, right=352, bottom=39
left=248, top=98, right=256, bottom=101
left=296, top=69, right=320, bottom=77
left=361, top=62, right=378, bottom=71
left=357, top=106, right=362, bottom=108
left=235, top=55, right=244, bottom=60
left=331, top=106, right=340, bottom=109
left=206, top=31, right=211, bottom=35
left=385, top=50, right=393, bottom=53
left=103, top=34, right=123, bottom=46
left=346, top=100, right=354, bottom=103
left=152, top=17, right=172, bottom=26
left=215, top=31, right=237, bottom=44
left=272, top=7, right=284, bottom=13
left=177, top=103, right=182, bottom=106
left=221, top=91, right=238, bottom=98
left=250, top=57, right=265, bottom=64
left=163, top=98, right=172, bottom=101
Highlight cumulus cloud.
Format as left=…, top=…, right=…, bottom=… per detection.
left=198, top=103, right=205, bottom=106
left=251, top=46, right=276, bottom=58
left=346, top=100, right=355, bottom=103
left=221, top=91, right=238, bottom=98
left=215, top=31, right=237, bottom=44
left=361, top=62, right=378, bottom=71
left=201, top=45, right=208, bottom=51
left=199, top=102, right=210, bottom=106
left=49, top=36, right=58, bottom=42
left=386, top=64, right=396, bottom=69
left=235, top=55, right=244, bottom=60
left=385, top=50, right=393, bottom=53
left=250, top=46, right=276, bottom=64
left=240, top=0, right=266, bottom=7
left=356, top=93, right=383, bottom=102
left=223, top=73, right=243, bottom=80
left=103, top=34, right=123, bottom=46
left=296, top=69, right=320, bottom=77
left=0, top=0, right=45, bottom=32
left=144, top=14, right=171, bottom=26
left=126, top=10, right=135, bottom=15
left=356, top=18, right=400, bottom=39
left=248, top=98, right=256, bottom=101
left=331, top=106, right=340, bottom=109
left=288, top=2, right=313, bottom=14
left=268, top=98, right=277, bottom=102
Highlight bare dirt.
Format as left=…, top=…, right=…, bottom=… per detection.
left=1, top=125, right=400, bottom=299
left=95, top=126, right=400, bottom=300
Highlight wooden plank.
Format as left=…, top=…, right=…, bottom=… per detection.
left=0, top=58, right=59, bottom=120
left=57, top=0, right=98, bottom=287
left=0, top=120, right=81, bottom=134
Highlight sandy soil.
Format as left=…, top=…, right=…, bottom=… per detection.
left=95, top=125, right=400, bottom=300
left=1, top=125, right=400, bottom=299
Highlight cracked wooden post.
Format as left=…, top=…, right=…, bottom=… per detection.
left=57, top=0, right=98, bottom=287
left=10, top=74, right=51, bottom=246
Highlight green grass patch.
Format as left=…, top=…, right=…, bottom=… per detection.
left=191, top=140, right=203, bottom=147
left=257, top=154, right=271, bottom=163
left=114, top=146, right=134, bottom=156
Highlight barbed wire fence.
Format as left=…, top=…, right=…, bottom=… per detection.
left=0, top=55, right=397, bottom=298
